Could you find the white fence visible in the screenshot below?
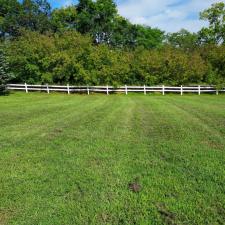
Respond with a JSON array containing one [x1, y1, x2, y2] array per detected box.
[[7, 84, 225, 95]]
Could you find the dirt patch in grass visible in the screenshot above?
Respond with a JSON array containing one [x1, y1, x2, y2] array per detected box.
[[98, 212, 111, 223], [212, 201, 225, 224], [0, 209, 15, 225], [128, 178, 141, 193], [88, 157, 102, 167], [157, 203, 178, 225], [201, 140, 224, 150], [47, 128, 63, 140]]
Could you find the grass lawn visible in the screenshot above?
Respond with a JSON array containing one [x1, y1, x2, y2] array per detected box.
[[0, 92, 225, 225]]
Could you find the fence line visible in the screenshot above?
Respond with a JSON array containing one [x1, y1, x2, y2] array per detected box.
[[7, 84, 225, 95]]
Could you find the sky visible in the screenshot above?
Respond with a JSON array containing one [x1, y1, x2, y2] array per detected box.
[[50, 0, 225, 32]]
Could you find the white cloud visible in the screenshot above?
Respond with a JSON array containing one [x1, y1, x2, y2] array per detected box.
[[117, 0, 225, 32], [62, 0, 73, 7]]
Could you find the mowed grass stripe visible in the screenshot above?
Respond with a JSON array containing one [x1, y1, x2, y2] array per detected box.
[[0, 95, 111, 149], [0, 93, 224, 225], [0, 95, 136, 223], [131, 96, 225, 224], [163, 95, 225, 134]]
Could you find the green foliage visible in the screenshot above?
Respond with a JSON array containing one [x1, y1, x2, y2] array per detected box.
[[110, 16, 136, 47], [76, 0, 96, 34], [0, 0, 22, 37], [166, 29, 198, 51], [200, 44, 225, 87], [0, 0, 52, 37], [0, 47, 13, 94], [4, 31, 215, 86], [93, 0, 118, 44], [51, 6, 77, 33], [135, 25, 165, 49], [199, 2, 225, 44], [130, 47, 208, 85]]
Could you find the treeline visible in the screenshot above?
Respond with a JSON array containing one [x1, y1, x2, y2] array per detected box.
[[0, 0, 225, 87]]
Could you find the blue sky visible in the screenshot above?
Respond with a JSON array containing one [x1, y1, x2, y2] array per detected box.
[[50, 0, 225, 32]]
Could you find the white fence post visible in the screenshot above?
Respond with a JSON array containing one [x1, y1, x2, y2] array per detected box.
[[87, 86, 90, 95], [198, 85, 201, 95], [67, 84, 70, 94], [181, 85, 183, 96], [144, 85, 146, 95], [162, 85, 165, 96], [125, 85, 128, 95], [106, 85, 109, 95], [216, 89, 219, 95], [46, 84, 49, 94], [25, 83, 28, 93]]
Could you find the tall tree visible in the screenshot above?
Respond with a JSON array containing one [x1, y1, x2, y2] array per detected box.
[[76, 0, 95, 34], [0, 0, 22, 37], [0, 0, 52, 37], [94, 0, 117, 44], [77, 0, 118, 44], [199, 2, 225, 44], [19, 0, 52, 33]]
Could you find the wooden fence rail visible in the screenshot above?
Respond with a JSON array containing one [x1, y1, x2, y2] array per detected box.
[[7, 84, 225, 95]]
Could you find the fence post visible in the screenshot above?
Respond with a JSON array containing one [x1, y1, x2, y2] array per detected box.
[[87, 86, 90, 95], [125, 85, 128, 95], [144, 85, 146, 95], [46, 84, 49, 94], [25, 83, 28, 93], [198, 85, 201, 95], [181, 85, 183, 96], [162, 85, 165, 96], [67, 84, 70, 94], [106, 85, 109, 95]]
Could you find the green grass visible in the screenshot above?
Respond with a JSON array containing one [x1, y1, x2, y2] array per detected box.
[[0, 92, 225, 225]]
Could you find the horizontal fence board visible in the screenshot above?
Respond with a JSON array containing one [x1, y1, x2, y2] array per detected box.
[[27, 84, 47, 87], [127, 90, 147, 92], [182, 90, 199, 92], [199, 90, 217, 92], [165, 87, 181, 89], [7, 87, 26, 90], [7, 84, 26, 87]]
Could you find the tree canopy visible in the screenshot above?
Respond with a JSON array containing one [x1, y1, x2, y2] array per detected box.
[[199, 2, 225, 45]]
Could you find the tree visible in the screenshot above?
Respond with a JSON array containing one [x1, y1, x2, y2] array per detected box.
[[77, 0, 118, 44], [0, 0, 52, 38], [200, 44, 225, 86], [93, 0, 117, 44], [199, 2, 225, 44], [166, 29, 198, 51], [110, 16, 136, 47], [76, 0, 96, 34], [19, 0, 52, 33], [0, 0, 22, 37], [135, 25, 164, 49], [0, 48, 13, 94], [51, 6, 77, 32]]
